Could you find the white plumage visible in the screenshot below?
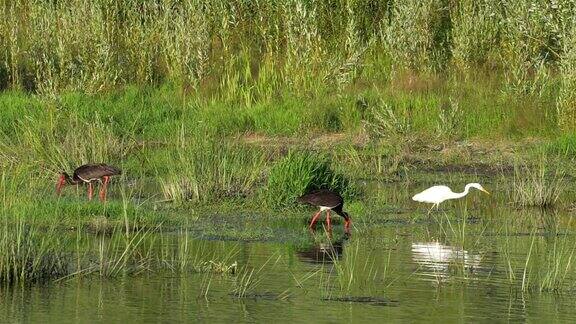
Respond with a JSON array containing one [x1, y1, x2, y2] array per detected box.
[[412, 183, 490, 213]]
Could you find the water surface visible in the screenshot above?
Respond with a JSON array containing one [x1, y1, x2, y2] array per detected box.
[[2, 179, 576, 323]]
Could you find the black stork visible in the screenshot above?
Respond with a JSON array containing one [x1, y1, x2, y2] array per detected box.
[[56, 163, 121, 201], [297, 189, 352, 234]]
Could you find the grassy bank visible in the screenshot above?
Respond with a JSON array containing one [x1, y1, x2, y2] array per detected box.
[[0, 79, 575, 228], [0, 1, 575, 230]]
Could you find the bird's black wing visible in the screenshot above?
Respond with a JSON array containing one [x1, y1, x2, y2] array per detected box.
[[297, 189, 343, 208], [74, 163, 122, 181]]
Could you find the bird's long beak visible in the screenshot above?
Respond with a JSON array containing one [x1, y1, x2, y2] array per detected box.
[[56, 175, 65, 195], [481, 188, 490, 195]]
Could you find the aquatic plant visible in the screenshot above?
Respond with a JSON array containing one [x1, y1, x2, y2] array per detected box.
[[511, 160, 564, 208], [319, 238, 394, 298], [0, 221, 69, 285], [494, 210, 576, 293], [169, 232, 239, 274], [230, 254, 281, 298]]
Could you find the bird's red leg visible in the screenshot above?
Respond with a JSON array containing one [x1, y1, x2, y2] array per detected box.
[[88, 182, 93, 201], [100, 176, 110, 202], [99, 179, 104, 201], [105, 176, 110, 201], [325, 210, 332, 232], [309, 210, 322, 230], [344, 219, 351, 234], [104, 176, 110, 201]]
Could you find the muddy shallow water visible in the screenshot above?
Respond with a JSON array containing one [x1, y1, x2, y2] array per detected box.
[[2, 179, 576, 322]]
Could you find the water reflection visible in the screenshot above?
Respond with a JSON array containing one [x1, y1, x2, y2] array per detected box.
[[412, 241, 482, 279], [296, 235, 348, 264], [2, 229, 576, 322]]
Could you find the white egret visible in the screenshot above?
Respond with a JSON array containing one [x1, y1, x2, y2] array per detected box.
[[412, 183, 490, 213]]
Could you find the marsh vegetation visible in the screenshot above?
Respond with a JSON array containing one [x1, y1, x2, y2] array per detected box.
[[1, 0, 576, 322]]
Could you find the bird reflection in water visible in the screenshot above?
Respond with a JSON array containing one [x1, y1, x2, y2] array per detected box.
[[412, 241, 482, 280], [296, 234, 349, 264]]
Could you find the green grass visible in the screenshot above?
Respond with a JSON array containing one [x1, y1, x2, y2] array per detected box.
[[547, 133, 576, 157], [510, 160, 565, 208], [264, 151, 352, 208], [158, 139, 266, 204], [2, 0, 576, 292], [0, 79, 572, 233], [1, 0, 576, 130]]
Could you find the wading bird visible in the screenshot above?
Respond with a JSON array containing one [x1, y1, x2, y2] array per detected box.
[[297, 189, 351, 234], [412, 183, 490, 213], [56, 163, 121, 202]]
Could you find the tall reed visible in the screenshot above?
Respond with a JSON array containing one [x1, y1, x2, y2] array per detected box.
[[510, 160, 564, 208], [1, 0, 575, 96], [159, 137, 265, 204], [0, 221, 69, 285]]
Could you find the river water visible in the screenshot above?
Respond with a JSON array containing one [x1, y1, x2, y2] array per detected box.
[[2, 180, 576, 322]]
